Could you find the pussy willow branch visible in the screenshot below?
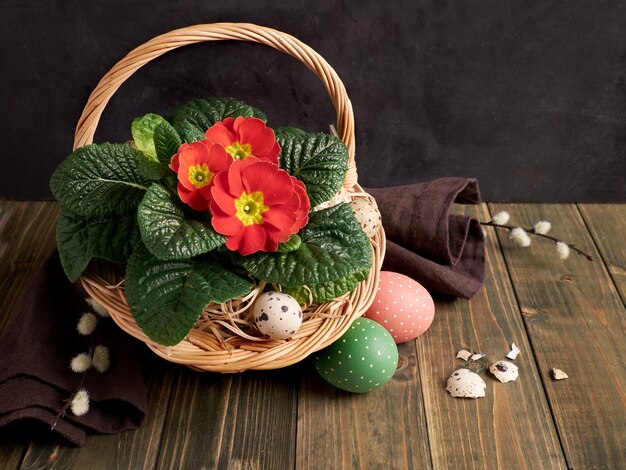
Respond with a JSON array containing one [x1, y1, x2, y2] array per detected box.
[[481, 222, 594, 261], [51, 347, 92, 431]]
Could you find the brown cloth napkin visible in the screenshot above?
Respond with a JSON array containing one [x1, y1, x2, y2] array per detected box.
[[0, 252, 147, 446], [367, 177, 485, 299]]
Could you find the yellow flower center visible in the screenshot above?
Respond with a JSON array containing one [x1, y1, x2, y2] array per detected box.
[[225, 141, 253, 160], [188, 164, 214, 189], [235, 191, 269, 226]]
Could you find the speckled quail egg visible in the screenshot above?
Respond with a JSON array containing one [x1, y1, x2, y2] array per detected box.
[[446, 368, 486, 398], [252, 291, 302, 340], [349, 198, 382, 238], [489, 361, 519, 383]]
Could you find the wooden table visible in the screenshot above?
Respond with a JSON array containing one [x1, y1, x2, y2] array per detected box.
[[0, 201, 624, 470]]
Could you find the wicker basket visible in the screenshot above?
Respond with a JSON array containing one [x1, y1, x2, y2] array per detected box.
[[76, 23, 385, 372]]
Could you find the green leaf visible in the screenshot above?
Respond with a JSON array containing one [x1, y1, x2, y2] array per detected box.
[[282, 270, 369, 304], [56, 210, 140, 282], [136, 152, 171, 181], [137, 183, 226, 260], [178, 120, 206, 143], [153, 121, 182, 163], [275, 128, 349, 207], [274, 126, 308, 138], [233, 203, 372, 287], [130, 117, 180, 180], [277, 234, 302, 253], [125, 243, 253, 345], [162, 174, 180, 195], [171, 98, 266, 138], [50, 143, 150, 217], [131, 113, 169, 160]]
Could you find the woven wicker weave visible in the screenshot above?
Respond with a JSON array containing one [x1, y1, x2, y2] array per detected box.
[[75, 23, 385, 372]]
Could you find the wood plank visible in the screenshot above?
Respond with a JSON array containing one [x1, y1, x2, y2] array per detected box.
[[578, 204, 626, 306], [0, 201, 60, 470], [296, 341, 433, 470], [490, 203, 626, 469], [0, 201, 60, 331], [156, 366, 298, 470], [18, 349, 177, 470], [0, 201, 177, 469], [0, 433, 26, 470], [416, 204, 566, 469]]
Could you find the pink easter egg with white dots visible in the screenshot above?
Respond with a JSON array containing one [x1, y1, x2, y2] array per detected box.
[[364, 271, 435, 344]]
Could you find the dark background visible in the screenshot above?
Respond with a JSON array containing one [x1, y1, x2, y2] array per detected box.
[[1, 0, 624, 201]]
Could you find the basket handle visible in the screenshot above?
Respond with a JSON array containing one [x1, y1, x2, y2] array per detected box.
[[73, 23, 358, 188]]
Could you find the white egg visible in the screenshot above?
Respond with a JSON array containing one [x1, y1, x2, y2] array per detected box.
[[349, 199, 382, 238], [252, 291, 302, 340], [446, 368, 486, 398]]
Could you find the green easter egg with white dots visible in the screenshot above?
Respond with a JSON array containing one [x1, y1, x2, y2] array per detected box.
[[311, 317, 399, 393]]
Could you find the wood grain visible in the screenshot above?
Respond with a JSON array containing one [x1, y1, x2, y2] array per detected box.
[[0, 201, 178, 470], [2, 201, 625, 469], [156, 366, 298, 470], [18, 349, 177, 470], [578, 204, 626, 306], [296, 332, 432, 469], [490, 203, 626, 469], [0, 201, 60, 331], [0, 435, 26, 470], [0, 201, 59, 470], [416, 204, 566, 469]]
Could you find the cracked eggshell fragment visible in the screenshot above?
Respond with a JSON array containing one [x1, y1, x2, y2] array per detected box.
[[446, 369, 486, 398], [489, 361, 519, 383], [456, 349, 472, 361], [552, 368, 569, 380], [506, 342, 520, 360], [470, 353, 485, 361]]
